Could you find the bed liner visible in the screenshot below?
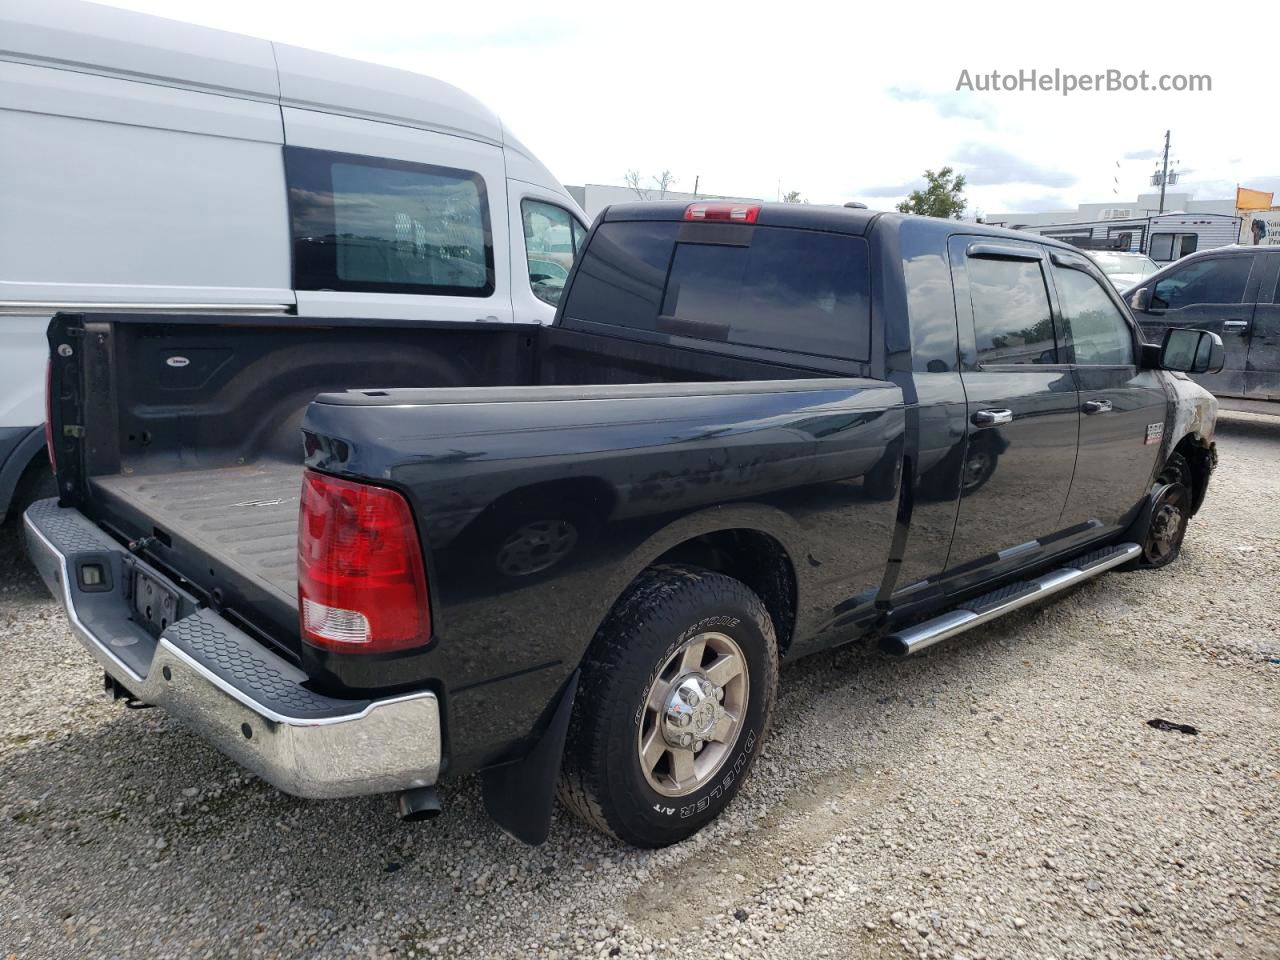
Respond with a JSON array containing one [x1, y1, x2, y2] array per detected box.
[[93, 461, 302, 602]]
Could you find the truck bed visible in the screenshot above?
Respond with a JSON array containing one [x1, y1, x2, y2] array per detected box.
[[60, 314, 824, 651], [94, 462, 301, 602]]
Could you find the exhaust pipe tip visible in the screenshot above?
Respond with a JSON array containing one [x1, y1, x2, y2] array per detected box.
[[397, 786, 442, 822]]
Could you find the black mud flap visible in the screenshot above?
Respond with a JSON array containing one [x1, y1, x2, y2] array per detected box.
[[480, 669, 579, 846]]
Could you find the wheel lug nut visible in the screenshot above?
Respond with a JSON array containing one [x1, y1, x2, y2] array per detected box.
[[714, 687, 723, 701], [681, 733, 693, 747], [677, 712, 691, 727], [693, 740, 703, 752]]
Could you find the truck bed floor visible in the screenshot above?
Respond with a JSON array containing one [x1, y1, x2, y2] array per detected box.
[[93, 463, 301, 602]]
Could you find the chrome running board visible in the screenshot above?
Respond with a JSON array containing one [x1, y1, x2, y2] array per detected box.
[[881, 542, 1141, 656]]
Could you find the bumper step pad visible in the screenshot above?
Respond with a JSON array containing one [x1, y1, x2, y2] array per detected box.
[[164, 610, 370, 721]]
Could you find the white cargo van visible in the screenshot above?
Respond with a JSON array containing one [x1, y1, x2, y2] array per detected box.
[[0, 0, 589, 521]]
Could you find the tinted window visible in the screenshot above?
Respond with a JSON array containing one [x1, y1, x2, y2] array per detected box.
[[967, 256, 1059, 365], [285, 146, 492, 296], [1152, 257, 1251, 310], [1053, 266, 1134, 364], [562, 220, 676, 332], [522, 200, 584, 306], [562, 221, 871, 361]]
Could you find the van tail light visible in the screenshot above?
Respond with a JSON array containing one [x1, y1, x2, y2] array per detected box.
[[297, 470, 431, 654], [684, 202, 761, 224], [44, 360, 56, 471]]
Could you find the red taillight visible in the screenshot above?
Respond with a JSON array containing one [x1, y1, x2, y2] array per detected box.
[[44, 360, 56, 471], [684, 202, 761, 224], [297, 470, 431, 655]]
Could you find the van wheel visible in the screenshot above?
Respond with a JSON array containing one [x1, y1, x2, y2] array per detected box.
[[1128, 453, 1192, 569], [558, 565, 777, 847]]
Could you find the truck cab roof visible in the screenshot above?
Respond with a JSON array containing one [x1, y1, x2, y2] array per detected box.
[[600, 202, 1094, 251]]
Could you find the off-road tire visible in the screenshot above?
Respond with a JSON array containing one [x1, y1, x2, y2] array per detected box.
[[558, 564, 778, 847]]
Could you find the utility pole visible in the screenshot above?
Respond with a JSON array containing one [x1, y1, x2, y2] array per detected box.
[[1158, 129, 1170, 214], [692, 175, 699, 198]]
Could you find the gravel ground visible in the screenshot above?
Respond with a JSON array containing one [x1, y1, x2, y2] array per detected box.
[[1, 412, 1277, 960]]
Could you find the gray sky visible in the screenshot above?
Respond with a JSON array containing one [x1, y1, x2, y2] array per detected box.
[[102, 0, 1279, 216]]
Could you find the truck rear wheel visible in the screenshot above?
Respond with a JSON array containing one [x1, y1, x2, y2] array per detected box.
[[559, 564, 777, 847]]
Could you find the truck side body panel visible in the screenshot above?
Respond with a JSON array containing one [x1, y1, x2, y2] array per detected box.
[[302, 380, 905, 770]]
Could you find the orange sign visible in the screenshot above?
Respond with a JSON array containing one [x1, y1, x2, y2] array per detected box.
[[1237, 186, 1275, 211]]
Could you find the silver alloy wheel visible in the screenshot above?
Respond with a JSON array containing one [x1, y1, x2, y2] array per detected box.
[[637, 631, 749, 797]]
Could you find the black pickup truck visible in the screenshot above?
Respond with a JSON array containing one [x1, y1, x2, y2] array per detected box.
[[28, 202, 1223, 848]]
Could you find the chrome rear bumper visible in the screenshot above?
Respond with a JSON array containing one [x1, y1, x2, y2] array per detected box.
[[23, 499, 441, 799]]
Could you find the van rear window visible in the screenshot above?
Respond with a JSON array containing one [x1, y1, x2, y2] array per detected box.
[[562, 221, 871, 361], [285, 146, 493, 297]]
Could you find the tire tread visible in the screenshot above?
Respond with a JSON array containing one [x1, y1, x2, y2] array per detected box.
[[557, 564, 777, 845]]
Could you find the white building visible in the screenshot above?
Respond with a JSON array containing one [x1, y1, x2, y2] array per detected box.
[[567, 184, 761, 222], [982, 192, 1235, 230]]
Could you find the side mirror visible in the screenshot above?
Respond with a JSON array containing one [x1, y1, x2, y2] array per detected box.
[[1160, 328, 1225, 375], [1128, 287, 1152, 312]]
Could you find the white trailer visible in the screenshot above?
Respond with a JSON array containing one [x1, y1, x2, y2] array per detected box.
[[1018, 212, 1242, 263]]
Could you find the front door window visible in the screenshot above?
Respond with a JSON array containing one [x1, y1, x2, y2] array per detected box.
[[522, 200, 586, 306], [1052, 264, 1135, 365]]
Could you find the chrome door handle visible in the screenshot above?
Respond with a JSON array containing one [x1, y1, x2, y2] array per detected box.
[[1082, 399, 1114, 415], [971, 408, 1013, 427], [1222, 319, 1249, 333]]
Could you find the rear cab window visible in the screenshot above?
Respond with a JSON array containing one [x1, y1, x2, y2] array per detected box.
[[561, 219, 871, 362]]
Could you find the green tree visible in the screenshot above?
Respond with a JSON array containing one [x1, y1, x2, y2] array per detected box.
[[782, 189, 805, 204], [896, 167, 967, 219]]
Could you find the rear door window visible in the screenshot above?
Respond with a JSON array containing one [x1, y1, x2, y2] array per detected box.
[[562, 221, 871, 361], [967, 256, 1060, 365]]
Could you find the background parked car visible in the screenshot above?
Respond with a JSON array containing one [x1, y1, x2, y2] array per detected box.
[[1126, 246, 1280, 402], [1088, 251, 1160, 290]]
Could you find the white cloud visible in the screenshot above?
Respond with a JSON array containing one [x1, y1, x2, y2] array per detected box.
[[94, 0, 1280, 212], [887, 86, 995, 126], [950, 143, 1076, 188]]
